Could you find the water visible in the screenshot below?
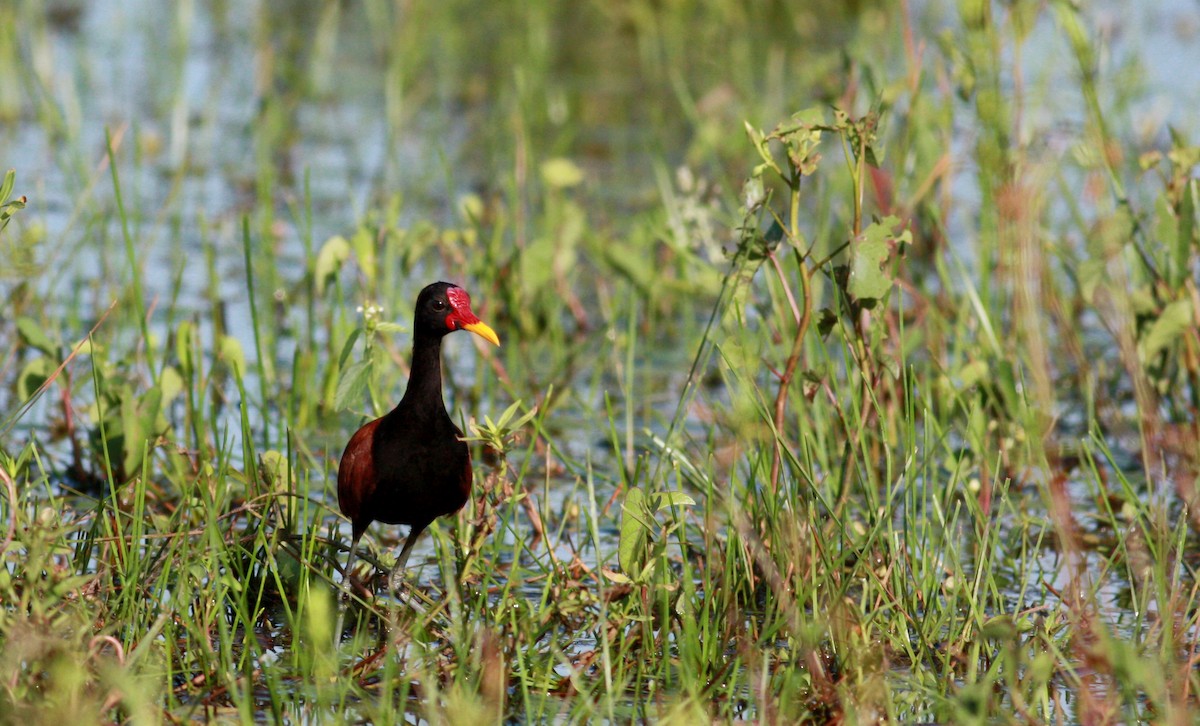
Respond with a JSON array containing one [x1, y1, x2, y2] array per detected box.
[[11, 0, 1199, 317]]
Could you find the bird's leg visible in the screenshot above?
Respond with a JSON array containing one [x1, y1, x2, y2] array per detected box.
[[387, 525, 426, 593], [334, 536, 361, 640]]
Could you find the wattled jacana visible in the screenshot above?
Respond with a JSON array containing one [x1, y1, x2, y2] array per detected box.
[[337, 281, 499, 595]]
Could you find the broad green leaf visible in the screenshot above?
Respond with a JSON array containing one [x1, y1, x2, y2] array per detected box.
[[1128, 285, 1158, 317], [603, 239, 656, 293], [1139, 299, 1194, 362], [334, 358, 373, 412], [50, 574, 100, 599], [218, 335, 246, 376], [119, 391, 148, 477], [314, 235, 351, 293], [159, 366, 184, 406], [519, 235, 557, 294], [337, 328, 362, 369], [1052, 2, 1094, 68], [957, 360, 990, 389], [175, 320, 196, 374], [71, 338, 96, 357], [457, 193, 484, 222], [816, 308, 838, 337], [849, 215, 909, 300], [17, 357, 55, 400], [981, 614, 1017, 640], [1174, 179, 1197, 289], [272, 549, 305, 595], [601, 569, 632, 585], [1167, 143, 1200, 171], [141, 385, 168, 434], [878, 351, 901, 381], [617, 488, 694, 579], [1077, 259, 1106, 304], [350, 227, 376, 287], [849, 230, 890, 300], [618, 488, 652, 576], [16, 317, 55, 354], [742, 175, 765, 212], [259, 450, 291, 493], [791, 106, 827, 128], [540, 157, 584, 189], [647, 491, 695, 512], [1010, 0, 1040, 44], [302, 582, 335, 647]]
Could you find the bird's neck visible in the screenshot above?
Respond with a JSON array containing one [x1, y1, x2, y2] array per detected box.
[[397, 334, 446, 414]]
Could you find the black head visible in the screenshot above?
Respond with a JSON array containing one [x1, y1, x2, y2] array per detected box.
[[413, 282, 500, 346]]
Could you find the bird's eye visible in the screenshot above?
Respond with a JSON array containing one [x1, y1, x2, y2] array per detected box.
[[432, 299, 447, 311]]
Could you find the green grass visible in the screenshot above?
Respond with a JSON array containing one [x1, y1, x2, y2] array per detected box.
[[2, 0, 1200, 723]]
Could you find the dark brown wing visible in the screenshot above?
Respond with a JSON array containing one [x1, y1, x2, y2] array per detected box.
[[337, 418, 381, 541], [458, 451, 474, 506]]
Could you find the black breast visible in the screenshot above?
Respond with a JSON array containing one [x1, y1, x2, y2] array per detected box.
[[367, 408, 472, 526]]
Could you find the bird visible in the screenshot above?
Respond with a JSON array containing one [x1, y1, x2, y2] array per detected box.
[[336, 281, 499, 599]]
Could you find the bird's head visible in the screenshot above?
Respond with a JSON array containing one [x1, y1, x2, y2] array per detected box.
[[415, 281, 500, 346]]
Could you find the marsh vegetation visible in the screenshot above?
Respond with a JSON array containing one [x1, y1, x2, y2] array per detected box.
[[2, 0, 1200, 722]]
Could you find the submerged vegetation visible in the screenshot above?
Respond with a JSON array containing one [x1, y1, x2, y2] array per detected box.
[[2, 0, 1200, 722]]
